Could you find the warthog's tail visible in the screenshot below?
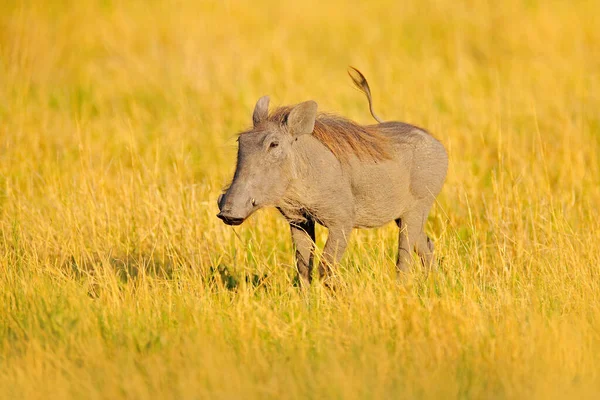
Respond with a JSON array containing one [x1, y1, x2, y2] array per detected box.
[[348, 66, 384, 123]]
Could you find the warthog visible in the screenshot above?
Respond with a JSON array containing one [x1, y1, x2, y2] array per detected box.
[[217, 68, 448, 284]]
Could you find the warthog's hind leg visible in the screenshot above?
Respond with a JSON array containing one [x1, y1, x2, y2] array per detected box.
[[396, 208, 435, 274]]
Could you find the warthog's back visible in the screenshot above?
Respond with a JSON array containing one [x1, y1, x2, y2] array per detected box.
[[378, 122, 448, 197], [349, 121, 448, 228]]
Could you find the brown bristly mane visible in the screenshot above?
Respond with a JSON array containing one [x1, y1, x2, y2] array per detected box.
[[268, 106, 392, 162]]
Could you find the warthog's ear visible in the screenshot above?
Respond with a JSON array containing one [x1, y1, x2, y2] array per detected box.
[[252, 96, 270, 127], [287, 101, 318, 136]]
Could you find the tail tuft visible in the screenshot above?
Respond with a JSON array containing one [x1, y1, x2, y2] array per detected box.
[[348, 66, 383, 123]]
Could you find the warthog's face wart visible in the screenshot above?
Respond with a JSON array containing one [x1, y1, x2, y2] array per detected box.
[[217, 96, 317, 225]]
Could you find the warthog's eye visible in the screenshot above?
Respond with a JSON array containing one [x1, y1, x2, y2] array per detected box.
[[269, 141, 279, 149]]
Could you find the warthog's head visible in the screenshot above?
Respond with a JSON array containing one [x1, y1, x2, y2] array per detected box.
[[217, 96, 318, 225]]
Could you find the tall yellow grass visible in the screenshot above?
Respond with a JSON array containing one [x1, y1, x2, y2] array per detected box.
[[1, 0, 599, 398]]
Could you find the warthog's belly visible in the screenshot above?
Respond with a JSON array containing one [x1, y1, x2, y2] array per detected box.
[[350, 156, 415, 228]]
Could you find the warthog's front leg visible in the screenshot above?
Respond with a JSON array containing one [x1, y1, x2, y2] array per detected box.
[[290, 219, 315, 286], [319, 225, 352, 279]]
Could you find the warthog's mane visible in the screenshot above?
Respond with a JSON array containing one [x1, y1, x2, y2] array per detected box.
[[268, 106, 394, 162]]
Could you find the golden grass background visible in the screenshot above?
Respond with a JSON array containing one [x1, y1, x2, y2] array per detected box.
[[1, 0, 599, 398]]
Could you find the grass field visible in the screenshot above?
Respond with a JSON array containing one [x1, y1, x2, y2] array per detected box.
[[1, 0, 600, 398]]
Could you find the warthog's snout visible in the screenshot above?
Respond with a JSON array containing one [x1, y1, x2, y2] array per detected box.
[[216, 190, 255, 226], [216, 210, 246, 226]]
